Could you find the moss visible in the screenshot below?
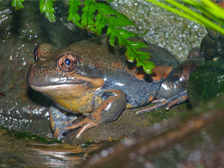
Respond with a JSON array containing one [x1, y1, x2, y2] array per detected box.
[[188, 59, 224, 107], [0, 126, 61, 144], [148, 103, 190, 124]]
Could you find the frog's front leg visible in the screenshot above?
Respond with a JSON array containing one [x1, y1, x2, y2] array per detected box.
[[64, 90, 127, 138]]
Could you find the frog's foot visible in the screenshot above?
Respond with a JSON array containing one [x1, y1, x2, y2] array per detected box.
[[136, 90, 188, 114], [63, 118, 99, 139]]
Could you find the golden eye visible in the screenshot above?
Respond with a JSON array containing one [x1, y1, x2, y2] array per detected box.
[[57, 54, 78, 72]]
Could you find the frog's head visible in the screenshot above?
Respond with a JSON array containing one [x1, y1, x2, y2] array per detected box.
[[27, 44, 104, 112]]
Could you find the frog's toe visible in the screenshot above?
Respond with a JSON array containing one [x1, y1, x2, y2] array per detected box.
[[63, 118, 99, 139], [136, 100, 169, 114], [165, 90, 188, 110], [136, 90, 188, 114], [53, 127, 65, 140]]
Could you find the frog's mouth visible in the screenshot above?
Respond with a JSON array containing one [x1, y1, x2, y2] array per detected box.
[[30, 83, 87, 93], [30, 77, 104, 98]]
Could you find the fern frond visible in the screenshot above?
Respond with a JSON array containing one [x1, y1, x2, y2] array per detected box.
[[11, 0, 25, 10], [96, 3, 155, 72], [95, 12, 107, 35], [125, 40, 154, 74], [39, 0, 56, 23], [68, 0, 81, 27], [81, 0, 96, 32]]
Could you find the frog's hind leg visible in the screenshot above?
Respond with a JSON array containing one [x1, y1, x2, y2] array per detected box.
[[49, 105, 77, 140], [136, 90, 188, 114]]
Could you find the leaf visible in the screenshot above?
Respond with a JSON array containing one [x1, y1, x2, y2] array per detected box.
[[39, 0, 56, 23], [95, 13, 106, 35], [81, 0, 96, 31], [125, 40, 154, 73], [97, 3, 135, 27], [108, 26, 117, 46], [118, 29, 136, 38], [128, 40, 149, 51], [67, 0, 81, 27], [143, 61, 155, 74], [11, 0, 25, 10], [125, 46, 135, 62]]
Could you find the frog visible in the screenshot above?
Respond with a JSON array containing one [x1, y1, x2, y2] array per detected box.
[[28, 37, 203, 140]]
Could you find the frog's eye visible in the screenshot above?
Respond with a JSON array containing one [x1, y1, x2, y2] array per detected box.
[[57, 54, 78, 72]]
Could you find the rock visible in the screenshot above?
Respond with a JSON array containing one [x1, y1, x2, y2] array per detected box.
[[188, 58, 224, 107], [200, 0, 224, 61]]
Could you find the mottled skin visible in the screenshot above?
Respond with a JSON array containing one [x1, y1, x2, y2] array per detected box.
[[28, 37, 202, 139]]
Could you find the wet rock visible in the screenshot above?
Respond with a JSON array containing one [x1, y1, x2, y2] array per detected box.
[[200, 34, 217, 61], [188, 58, 224, 107], [187, 47, 202, 59], [79, 94, 224, 168], [201, 0, 224, 61], [200, 33, 224, 61]]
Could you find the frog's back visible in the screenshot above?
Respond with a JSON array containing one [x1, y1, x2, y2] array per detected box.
[[62, 37, 179, 108], [65, 36, 178, 74]]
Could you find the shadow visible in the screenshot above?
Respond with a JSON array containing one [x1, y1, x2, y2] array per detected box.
[[27, 87, 51, 107]]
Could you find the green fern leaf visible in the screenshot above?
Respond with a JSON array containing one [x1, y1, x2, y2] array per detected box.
[[39, 0, 56, 23], [81, 0, 96, 32], [142, 61, 155, 74], [135, 51, 151, 61], [11, 0, 25, 10], [125, 40, 150, 62], [118, 29, 136, 38], [127, 40, 149, 51], [125, 40, 155, 72], [97, 3, 135, 27], [125, 45, 135, 62], [107, 26, 117, 46], [95, 13, 107, 35], [117, 29, 137, 46], [68, 0, 81, 27]]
